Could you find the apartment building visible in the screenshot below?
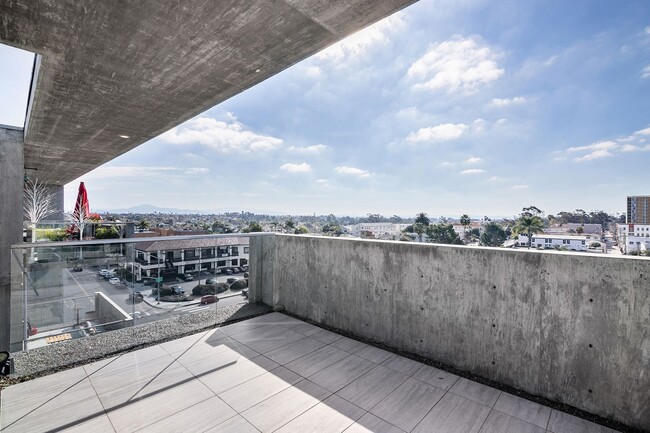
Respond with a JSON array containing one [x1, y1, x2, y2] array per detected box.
[[133, 237, 249, 278], [627, 195, 650, 224], [617, 223, 650, 254]]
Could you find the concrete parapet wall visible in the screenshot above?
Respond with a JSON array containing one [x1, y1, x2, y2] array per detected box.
[[251, 234, 650, 430]]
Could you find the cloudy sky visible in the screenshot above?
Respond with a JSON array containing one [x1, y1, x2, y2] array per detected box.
[[3, 0, 650, 217]]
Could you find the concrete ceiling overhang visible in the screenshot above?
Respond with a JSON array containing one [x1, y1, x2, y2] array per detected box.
[[0, 0, 416, 185]]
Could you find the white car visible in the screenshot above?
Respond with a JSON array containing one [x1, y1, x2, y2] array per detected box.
[[99, 269, 110, 276], [108, 277, 120, 285]]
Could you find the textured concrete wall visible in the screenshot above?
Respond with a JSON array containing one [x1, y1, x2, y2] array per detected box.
[[257, 234, 650, 430], [0, 126, 24, 351]]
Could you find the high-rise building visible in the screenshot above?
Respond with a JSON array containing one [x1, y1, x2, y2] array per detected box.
[[627, 196, 650, 224]]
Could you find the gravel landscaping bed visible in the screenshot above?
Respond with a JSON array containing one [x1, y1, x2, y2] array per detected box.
[[0, 302, 271, 388]]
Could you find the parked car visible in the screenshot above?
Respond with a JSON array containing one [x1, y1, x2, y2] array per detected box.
[[131, 291, 144, 302], [108, 277, 120, 285], [200, 294, 218, 304], [99, 269, 111, 276], [206, 278, 217, 285], [226, 277, 237, 284], [232, 267, 241, 273], [104, 272, 116, 279], [170, 285, 185, 295], [181, 273, 193, 281], [71, 266, 83, 272], [213, 268, 222, 275], [225, 268, 233, 275], [244, 272, 249, 278], [241, 266, 248, 272]]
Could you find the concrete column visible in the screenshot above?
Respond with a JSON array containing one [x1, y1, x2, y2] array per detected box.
[[0, 126, 25, 351]]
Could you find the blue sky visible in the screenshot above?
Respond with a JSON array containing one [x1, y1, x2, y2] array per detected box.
[[3, 0, 650, 217]]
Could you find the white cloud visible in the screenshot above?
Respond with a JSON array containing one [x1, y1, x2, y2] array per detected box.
[[160, 116, 283, 154], [635, 127, 650, 136], [487, 176, 503, 182], [335, 166, 372, 178], [407, 123, 468, 142], [489, 96, 526, 107], [407, 36, 504, 93], [566, 140, 618, 153], [315, 179, 330, 186], [642, 64, 650, 79], [280, 162, 312, 173], [316, 14, 403, 63], [460, 169, 486, 175], [304, 66, 322, 79], [287, 144, 328, 154], [439, 162, 455, 168], [465, 156, 483, 164], [574, 149, 614, 161], [512, 185, 529, 189]]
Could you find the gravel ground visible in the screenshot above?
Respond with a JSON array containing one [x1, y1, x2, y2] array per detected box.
[[0, 302, 271, 388]]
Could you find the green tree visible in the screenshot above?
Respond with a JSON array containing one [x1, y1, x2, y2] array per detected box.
[[513, 215, 545, 249], [480, 222, 507, 247], [242, 221, 263, 233], [460, 214, 471, 231], [322, 223, 343, 236], [413, 223, 427, 242], [294, 226, 309, 234], [576, 226, 584, 235], [137, 219, 149, 231], [284, 219, 295, 231], [95, 226, 120, 239], [212, 221, 233, 233], [426, 223, 463, 245], [415, 212, 430, 226]]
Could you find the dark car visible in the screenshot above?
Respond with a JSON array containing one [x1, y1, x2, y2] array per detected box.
[[143, 278, 157, 286], [206, 278, 217, 285], [200, 294, 218, 304], [231, 267, 240, 273], [181, 273, 193, 281], [71, 266, 83, 272], [224, 268, 233, 275], [244, 272, 249, 278], [226, 277, 237, 284], [170, 285, 185, 295], [131, 291, 144, 302], [241, 288, 249, 298]]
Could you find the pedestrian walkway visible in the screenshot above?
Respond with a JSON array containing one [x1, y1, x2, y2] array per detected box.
[[0, 313, 620, 432]]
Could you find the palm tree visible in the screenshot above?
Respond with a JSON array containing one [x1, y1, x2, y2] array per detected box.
[[460, 214, 471, 240], [513, 215, 545, 249]]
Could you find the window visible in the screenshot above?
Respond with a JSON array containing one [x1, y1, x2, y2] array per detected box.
[[244, 247, 249, 254], [217, 260, 226, 267], [231, 259, 238, 266]]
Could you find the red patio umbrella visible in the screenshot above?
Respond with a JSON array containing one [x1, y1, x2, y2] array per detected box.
[[73, 182, 90, 218]]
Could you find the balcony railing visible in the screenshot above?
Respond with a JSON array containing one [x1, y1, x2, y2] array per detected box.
[[9, 233, 253, 353]]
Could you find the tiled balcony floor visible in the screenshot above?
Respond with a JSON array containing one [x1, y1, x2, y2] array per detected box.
[[0, 313, 620, 433]]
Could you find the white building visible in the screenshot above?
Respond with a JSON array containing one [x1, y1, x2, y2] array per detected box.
[[518, 234, 591, 251], [348, 223, 410, 239], [617, 223, 650, 254], [134, 237, 249, 278], [543, 223, 602, 235]]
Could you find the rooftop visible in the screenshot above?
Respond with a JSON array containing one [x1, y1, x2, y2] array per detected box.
[[0, 312, 622, 433]]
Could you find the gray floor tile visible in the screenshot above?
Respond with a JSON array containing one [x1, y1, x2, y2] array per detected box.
[[236, 326, 306, 354], [450, 377, 501, 407], [158, 331, 211, 355], [275, 394, 365, 433], [479, 410, 546, 433], [1, 393, 106, 433], [381, 353, 423, 376], [370, 377, 445, 432], [344, 413, 407, 433], [82, 345, 169, 375], [354, 345, 393, 364], [241, 379, 332, 433], [204, 415, 260, 432], [198, 355, 279, 394], [219, 366, 303, 412], [285, 322, 323, 336], [412, 392, 491, 433], [547, 410, 619, 433], [285, 345, 350, 377], [1, 375, 98, 425], [176, 341, 257, 376], [331, 336, 368, 354], [336, 364, 409, 410], [311, 328, 345, 344], [494, 392, 551, 429], [310, 354, 377, 392], [105, 378, 215, 432], [136, 396, 237, 433], [264, 336, 327, 365], [411, 365, 459, 390]]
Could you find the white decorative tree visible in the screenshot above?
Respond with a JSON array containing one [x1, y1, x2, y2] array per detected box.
[[67, 196, 90, 241], [23, 179, 59, 243]]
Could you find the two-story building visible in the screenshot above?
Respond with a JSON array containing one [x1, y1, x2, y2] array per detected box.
[[617, 224, 650, 254], [133, 237, 249, 278]]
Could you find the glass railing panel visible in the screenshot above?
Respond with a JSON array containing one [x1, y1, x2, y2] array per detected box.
[[10, 234, 252, 352]]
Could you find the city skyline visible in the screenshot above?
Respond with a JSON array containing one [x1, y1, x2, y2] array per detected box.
[[2, 0, 649, 216]]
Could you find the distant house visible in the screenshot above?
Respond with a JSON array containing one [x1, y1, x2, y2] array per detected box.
[[348, 223, 411, 240], [518, 234, 591, 251], [544, 223, 602, 235], [616, 223, 650, 254]]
